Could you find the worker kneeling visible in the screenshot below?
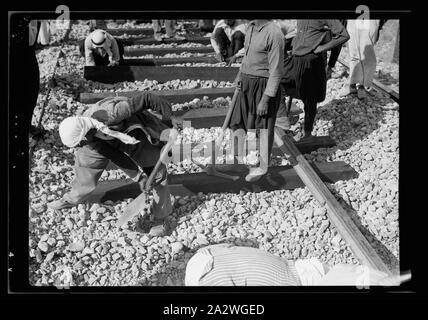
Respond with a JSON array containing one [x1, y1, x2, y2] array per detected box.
[[185, 244, 405, 286], [80, 29, 124, 66], [48, 92, 180, 237]]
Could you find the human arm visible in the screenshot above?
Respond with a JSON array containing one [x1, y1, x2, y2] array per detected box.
[[264, 29, 285, 98], [84, 36, 96, 66], [109, 36, 121, 64], [314, 20, 349, 54]]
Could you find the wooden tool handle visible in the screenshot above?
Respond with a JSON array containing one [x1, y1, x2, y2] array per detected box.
[[221, 70, 241, 130], [144, 128, 179, 190]]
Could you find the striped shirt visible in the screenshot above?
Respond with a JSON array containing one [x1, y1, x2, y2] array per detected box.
[[185, 244, 301, 286]]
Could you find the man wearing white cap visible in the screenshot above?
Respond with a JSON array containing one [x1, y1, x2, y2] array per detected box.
[[48, 92, 181, 237], [80, 29, 124, 66], [185, 244, 408, 286]]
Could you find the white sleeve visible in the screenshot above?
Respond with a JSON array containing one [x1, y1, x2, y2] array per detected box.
[[84, 36, 96, 66]]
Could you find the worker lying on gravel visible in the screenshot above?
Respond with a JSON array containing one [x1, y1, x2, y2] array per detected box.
[[229, 19, 284, 182], [185, 244, 404, 286], [48, 92, 182, 237], [80, 29, 124, 66], [210, 19, 247, 63], [281, 20, 349, 141]]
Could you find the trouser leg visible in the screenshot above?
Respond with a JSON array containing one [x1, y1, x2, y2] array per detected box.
[[152, 19, 163, 36], [115, 38, 125, 64], [63, 143, 109, 204], [275, 85, 292, 130], [78, 39, 85, 57], [266, 94, 280, 160], [38, 21, 50, 45], [213, 27, 231, 59], [361, 21, 378, 88], [328, 44, 342, 69], [230, 30, 245, 57], [347, 20, 362, 86], [276, 85, 288, 117], [303, 100, 317, 134], [164, 20, 176, 37]]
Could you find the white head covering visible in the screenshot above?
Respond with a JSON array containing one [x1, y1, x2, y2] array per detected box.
[[184, 248, 214, 286], [91, 29, 107, 47], [59, 116, 139, 148]]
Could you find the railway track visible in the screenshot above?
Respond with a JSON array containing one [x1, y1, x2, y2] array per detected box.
[[29, 21, 401, 286], [94, 27, 396, 275]]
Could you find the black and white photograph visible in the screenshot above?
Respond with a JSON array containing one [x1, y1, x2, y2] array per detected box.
[[6, 6, 419, 303]]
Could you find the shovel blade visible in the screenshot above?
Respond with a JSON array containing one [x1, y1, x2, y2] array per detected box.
[[115, 192, 147, 228]]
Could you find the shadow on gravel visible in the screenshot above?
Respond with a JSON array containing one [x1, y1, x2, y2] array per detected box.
[[376, 71, 399, 86], [315, 95, 388, 156], [142, 237, 261, 286]]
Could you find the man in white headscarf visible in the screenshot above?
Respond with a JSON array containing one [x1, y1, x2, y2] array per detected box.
[[80, 29, 124, 66], [48, 92, 182, 237]]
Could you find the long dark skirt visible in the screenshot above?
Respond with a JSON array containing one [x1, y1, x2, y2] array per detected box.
[[229, 74, 281, 159], [281, 52, 327, 103], [230, 73, 281, 131]]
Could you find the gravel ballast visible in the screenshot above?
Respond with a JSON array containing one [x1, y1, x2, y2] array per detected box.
[[29, 23, 400, 286]]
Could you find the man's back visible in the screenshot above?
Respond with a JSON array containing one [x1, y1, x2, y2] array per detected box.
[[186, 244, 301, 286]]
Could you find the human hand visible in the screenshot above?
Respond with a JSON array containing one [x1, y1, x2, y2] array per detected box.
[[226, 55, 238, 66], [108, 60, 118, 67], [215, 53, 224, 63], [137, 174, 148, 192], [256, 96, 269, 116]]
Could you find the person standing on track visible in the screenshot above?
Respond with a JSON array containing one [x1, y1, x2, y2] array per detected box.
[[48, 92, 182, 237], [152, 20, 185, 42], [229, 19, 285, 182], [210, 19, 247, 64], [339, 19, 381, 99], [281, 20, 349, 142], [325, 19, 348, 79], [273, 19, 297, 131], [80, 29, 124, 66]]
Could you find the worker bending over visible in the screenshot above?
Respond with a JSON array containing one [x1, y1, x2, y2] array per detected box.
[[48, 92, 182, 237], [281, 20, 349, 141], [80, 29, 124, 66]]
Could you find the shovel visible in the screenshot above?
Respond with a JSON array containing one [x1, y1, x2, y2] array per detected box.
[[115, 128, 179, 228]]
